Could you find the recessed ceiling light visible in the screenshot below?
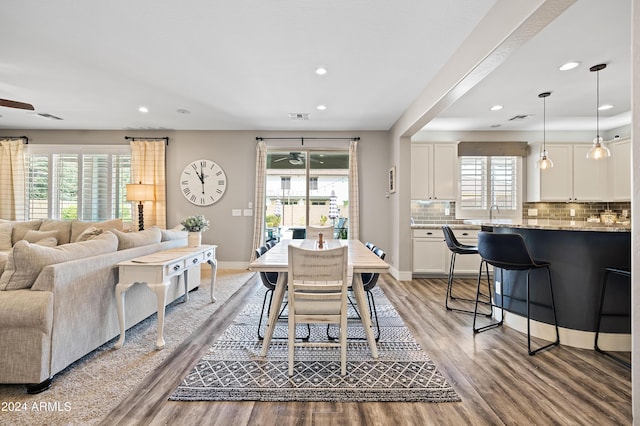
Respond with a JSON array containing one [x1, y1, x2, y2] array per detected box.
[[559, 61, 580, 71], [315, 67, 327, 76], [598, 104, 613, 111], [138, 106, 149, 113], [176, 108, 190, 114], [316, 105, 327, 111], [490, 105, 503, 111]]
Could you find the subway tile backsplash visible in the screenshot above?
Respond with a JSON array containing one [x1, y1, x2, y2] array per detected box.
[[411, 200, 631, 223]]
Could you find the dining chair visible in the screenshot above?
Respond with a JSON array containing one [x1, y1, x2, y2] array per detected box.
[[287, 244, 349, 376], [306, 225, 333, 241]]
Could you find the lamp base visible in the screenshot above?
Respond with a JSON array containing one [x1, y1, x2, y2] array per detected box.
[[137, 202, 144, 231]]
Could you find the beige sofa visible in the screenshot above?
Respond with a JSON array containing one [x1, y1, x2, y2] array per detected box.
[[0, 219, 192, 393]]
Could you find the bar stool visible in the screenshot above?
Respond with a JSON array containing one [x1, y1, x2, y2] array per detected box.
[[474, 231, 560, 355], [594, 267, 631, 368], [441, 225, 491, 315]]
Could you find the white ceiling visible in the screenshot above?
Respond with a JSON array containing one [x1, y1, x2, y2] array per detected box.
[[0, 0, 632, 133]]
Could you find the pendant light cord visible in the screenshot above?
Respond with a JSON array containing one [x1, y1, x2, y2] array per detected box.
[[596, 68, 600, 140]]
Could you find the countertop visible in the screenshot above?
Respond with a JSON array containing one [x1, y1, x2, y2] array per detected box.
[[411, 222, 480, 230], [462, 218, 631, 232]]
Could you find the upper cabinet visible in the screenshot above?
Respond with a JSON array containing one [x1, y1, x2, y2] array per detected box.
[[411, 143, 457, 200], [527, 143, 607, 202], [608, 139, 631, 201]]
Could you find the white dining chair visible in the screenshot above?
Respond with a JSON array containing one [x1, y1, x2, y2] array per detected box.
[[287, 244, 349, 376], [305, 225, 334, 240]]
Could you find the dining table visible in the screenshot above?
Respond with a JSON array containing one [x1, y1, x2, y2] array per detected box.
[[248, 239, 390, 358]]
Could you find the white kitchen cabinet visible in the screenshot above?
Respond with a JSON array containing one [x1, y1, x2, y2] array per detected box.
[[412, 229, 447, 274], [608, 139, 631, 201], [527, 143, 606, 202], [411, 143, 457, 200]]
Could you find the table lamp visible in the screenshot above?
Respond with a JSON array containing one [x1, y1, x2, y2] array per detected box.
[[126, 182, 155, 231]]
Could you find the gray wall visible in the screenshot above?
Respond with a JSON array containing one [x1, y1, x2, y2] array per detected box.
[[1, 129, 392, 266]]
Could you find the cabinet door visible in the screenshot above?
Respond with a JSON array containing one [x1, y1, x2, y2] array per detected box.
[[539, 144, 573, 201], [433, 144, 457, 200], [573, 144, 607, 201], [411, 144, 432, 199], [449, 229, 482, 275], [609, 140, 631, 201], [412, 237, 447, 274]]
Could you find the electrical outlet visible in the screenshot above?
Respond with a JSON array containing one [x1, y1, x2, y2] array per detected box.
[[528, 208, 538, 217], [570, 209, 575, 217], [495, 281, 501, 295], [444, 208, 450, 216]]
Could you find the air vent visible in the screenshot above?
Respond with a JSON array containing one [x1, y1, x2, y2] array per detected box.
[[508, 114, 529, 121], [288, 113, 310, 120], [37, 113, 63, 120]]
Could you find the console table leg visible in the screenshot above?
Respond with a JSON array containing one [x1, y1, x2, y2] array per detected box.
[[182, 269, 189, 303], [208, 259, 218, 303], [150, 282, 170, 350], [114, 283, 127, 349]]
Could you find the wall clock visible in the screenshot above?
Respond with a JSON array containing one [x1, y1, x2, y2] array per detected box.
[[180, 159, 227, 206]]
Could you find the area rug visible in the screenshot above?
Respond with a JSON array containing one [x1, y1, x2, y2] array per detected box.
[[0, 269, 255, 426], [170, 283, 461, 402]]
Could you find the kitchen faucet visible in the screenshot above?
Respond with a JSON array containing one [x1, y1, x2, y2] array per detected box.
[[490, 204, 500, 220]]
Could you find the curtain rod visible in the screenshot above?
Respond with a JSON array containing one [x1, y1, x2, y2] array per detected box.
[[256, 136, 359, 146], [124, 136, 169, 145], [0, 136, 28, 144]]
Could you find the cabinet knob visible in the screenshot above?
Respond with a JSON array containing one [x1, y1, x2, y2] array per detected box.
[[427, 232, 433, 235], [462, 232, 469, 236], [192, 258, 198, 264], [173, 265, 181, 271]]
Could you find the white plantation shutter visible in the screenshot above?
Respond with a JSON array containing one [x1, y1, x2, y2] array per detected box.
[[490, 157, 517, 211], [459, 156, 486, 210]]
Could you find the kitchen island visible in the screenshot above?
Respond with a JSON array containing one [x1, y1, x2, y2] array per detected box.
[[465, 219, 631, 350]]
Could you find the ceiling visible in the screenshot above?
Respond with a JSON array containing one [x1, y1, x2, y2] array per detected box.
[[0, 0, 632, 133]]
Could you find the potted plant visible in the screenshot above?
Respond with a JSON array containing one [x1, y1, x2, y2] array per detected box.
[[180, 215, 210, 247]]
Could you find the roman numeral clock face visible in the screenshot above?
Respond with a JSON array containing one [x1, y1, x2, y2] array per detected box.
[[180, 159, 227, 206]]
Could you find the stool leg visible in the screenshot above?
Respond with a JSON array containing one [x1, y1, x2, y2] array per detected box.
[[473, 263, 503, 333], [527, 266, 560, 355], [595, 269, 631, 368], [445, 253, 456, 310]]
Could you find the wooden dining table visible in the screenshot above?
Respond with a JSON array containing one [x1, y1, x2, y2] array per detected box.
[[248, 239, 390, 358]]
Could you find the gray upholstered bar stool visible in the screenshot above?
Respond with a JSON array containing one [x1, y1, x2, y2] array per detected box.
[[595, 267, 631, 368], [474, 231, 560, 355], [442, 225, 491, 315]]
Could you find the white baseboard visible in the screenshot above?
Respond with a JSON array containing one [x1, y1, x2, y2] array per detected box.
[[390, 267, 412, 281], [201, 261, 251, 271], [502, 311, 630, 351]]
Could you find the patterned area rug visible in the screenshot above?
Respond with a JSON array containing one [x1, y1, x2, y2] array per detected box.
[[170, 284, 461, 402]]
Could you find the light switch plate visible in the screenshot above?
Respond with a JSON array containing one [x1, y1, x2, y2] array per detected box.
[[243, 209, 253, 216], [232, 209, 242, 217]]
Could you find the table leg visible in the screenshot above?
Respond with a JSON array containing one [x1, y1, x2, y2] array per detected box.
[[114, 282, 129, 349], [351, 272, 379, 358], [208, 259, 218, 303], [149, 282, 171, 350], [260, 272, 287, 356], [182, 269, 190, 303]]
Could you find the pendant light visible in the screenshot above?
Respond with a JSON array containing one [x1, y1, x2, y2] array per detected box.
[[586, 63, 611, 160], [536, 91, 553, 170]]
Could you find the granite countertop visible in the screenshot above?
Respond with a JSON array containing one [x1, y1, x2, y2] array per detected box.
[[411, 222, 481, 230], [463, 218, 631, 232]]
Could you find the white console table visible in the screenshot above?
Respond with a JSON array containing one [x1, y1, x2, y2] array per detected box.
[[114, 244, 217, 350]]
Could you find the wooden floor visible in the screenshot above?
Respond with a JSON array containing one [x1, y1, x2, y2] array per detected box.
[[102, 274, 632, 425]]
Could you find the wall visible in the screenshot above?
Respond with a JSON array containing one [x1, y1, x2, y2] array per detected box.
[[0, 129, 391, 267]]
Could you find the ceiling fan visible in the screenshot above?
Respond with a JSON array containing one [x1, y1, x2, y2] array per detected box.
[[0, 98, 35, 110], [273, 152, 306, 165]]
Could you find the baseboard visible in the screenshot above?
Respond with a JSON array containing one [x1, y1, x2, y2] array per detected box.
[[201, 261, 250, 271], [390, 267, 412, 282], [501, 311, 631, 351]]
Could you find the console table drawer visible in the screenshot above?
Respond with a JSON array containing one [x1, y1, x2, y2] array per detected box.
[[166, 260, 185, 276]]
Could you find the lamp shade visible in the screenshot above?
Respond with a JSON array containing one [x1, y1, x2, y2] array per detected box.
[[126, 183, 155, 202]]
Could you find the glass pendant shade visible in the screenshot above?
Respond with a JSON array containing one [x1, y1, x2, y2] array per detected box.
[[536, 91, 553, 170], [587, 64, 610, 160]]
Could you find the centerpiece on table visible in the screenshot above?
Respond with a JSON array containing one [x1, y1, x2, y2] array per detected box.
[[180, 215, 210, 247]]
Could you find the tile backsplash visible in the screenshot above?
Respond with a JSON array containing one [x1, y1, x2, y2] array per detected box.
[[411, 200, 631, 223]]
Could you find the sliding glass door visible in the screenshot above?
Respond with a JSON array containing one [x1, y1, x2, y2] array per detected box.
[[265, 149, 349, 239]]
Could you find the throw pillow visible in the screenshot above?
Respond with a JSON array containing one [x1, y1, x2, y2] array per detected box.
[[23, 230, 59, 244], [75, 226, 104, 242], [160, 227, 188, 242], [11, 220, 42, 245], [39, 219, 73, 245], [0, 231, 118, 291], [34, 237, 58, 247], [0, 223, 12, 251], [111, 228, 162, 250], [70, 218, 123, 243]]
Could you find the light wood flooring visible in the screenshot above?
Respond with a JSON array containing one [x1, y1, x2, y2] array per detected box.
[[102, 274, 632, 425]]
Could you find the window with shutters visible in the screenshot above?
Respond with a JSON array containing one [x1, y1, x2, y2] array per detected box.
[[456, 155, 521, 219], [25, 145, 132, 223]]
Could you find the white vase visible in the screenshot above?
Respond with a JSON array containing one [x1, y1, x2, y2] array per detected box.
[[188, 232, 201, 247]]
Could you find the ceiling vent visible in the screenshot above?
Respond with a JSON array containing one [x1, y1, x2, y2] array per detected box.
[[288, 113, 310, 120], [508, 114, 529, 121], [36, 113, 63, 120]]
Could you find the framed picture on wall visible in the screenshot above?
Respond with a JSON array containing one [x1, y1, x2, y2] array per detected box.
[[388, 166, 396, 194]]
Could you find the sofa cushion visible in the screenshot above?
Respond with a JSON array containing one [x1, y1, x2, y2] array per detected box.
[[34, 237, 58, 247], [75, 226, 104, 242], [11, 220, 42, 245], [0, 232, 118, 291], [70, 219, 123, 243], [39, 219, 73, 245], [160, 227, 188, 242], [24, 230, 59, 244], [0, 223, 12, 251], [0, 251, 9, 276], [111, 228, 162, 250]]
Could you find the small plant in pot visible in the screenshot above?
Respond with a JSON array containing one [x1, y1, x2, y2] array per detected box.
[[181, 215, 210, 246]]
